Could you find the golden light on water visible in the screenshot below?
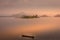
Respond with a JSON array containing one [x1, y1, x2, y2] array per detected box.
[[5, 22, 58, 36]]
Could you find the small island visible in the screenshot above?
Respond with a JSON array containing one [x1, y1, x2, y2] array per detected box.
[[21, 15, 39, 18], [54, 14, 60, 17]]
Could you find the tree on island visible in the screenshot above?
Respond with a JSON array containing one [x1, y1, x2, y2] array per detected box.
[[21, 15, 39, 18]]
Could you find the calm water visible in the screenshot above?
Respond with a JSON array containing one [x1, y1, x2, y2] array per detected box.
[[0, 17, 60, 40]]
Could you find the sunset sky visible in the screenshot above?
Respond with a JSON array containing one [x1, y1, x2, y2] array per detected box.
[[0, 0, 60, 16], [0, 0, 60, 36]]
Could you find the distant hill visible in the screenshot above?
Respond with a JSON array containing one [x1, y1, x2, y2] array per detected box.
[[54, 14, 60, 17], [12, 12, 27, 17], [40, 15, 49, 17], [12, 12, 39, 18], [0, 16, 12, 17]]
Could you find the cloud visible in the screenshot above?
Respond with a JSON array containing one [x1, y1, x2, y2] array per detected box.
[[0, 0, 60, 9], [0, 0, 60, 16]]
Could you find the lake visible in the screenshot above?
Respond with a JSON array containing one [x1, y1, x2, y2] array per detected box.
[[0, 17, 60, 40]]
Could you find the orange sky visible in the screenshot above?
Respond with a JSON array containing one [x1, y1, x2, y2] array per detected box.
[[0, 0, 60, 16], [0, 8, 60, 16]]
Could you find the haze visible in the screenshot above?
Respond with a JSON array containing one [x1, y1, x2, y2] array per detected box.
[[0, 0, 60, 16]]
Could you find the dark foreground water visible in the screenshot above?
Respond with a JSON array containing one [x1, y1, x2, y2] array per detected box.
[[0, 17, 60, 40]]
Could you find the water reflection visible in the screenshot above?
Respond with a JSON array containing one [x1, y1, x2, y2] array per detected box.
[[0, 17, 60, 40]]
